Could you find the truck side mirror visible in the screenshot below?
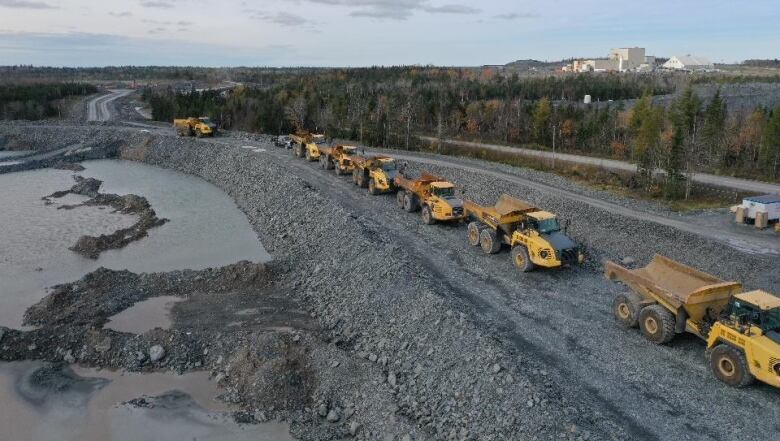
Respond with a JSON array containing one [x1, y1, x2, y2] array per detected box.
[[563, 219, 570, 233]]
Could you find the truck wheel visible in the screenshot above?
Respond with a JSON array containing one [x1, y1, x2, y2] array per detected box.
[[319, 155, 327, 169], [195, 129, 202, 138], [403, 193, 418, 212], [467, 222, 482, 246], [335, 165, 342, 176], [358, 173, 368, 188], [305, 149, 311, 161], [479, 229, 501, 254], [421, 206, 435, 225], [612, 292, 643, 328], [511, 246, 535, 272], [396, 191, 406, 209], [709, 344, 755, 388], [293, 145, 301, 158], [369, 179, 379, 195], [638, 305, 675, 344]]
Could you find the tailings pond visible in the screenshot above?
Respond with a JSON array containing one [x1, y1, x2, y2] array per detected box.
[[0, 159, 270, 329], [0, 159, 284, 440]]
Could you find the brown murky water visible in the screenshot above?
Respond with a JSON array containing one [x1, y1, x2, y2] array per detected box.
[[0, 362, 294, 441], [104, 296, 185, 334]]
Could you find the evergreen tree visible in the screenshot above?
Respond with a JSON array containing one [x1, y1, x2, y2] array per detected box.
[[762, 107, 780, 178], [702, 89, 727, 163]]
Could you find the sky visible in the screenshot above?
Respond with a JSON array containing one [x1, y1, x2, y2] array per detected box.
[[0, 0, 777, 67]]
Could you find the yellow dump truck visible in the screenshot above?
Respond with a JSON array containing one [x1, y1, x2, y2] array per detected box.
[[290, 132, 326, 161], [318, 144, 358, 175], [351, 155, 398, 195], [464, 194, 584, 272], [173, 117, 216, 137], [605, 255, 780, 388], [394, 172, 465, 224]]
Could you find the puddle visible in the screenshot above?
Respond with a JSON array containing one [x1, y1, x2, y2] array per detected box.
[[0, 361, 294, 441], [0, 150, 33, 159], [105, 296, 185, 334], [0, 160, 270, 329]]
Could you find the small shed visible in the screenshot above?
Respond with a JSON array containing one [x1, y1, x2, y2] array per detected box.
[[741, 195, 780, 222]]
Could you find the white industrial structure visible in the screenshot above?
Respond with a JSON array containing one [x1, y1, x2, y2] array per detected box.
[[564, 47, 656, 73], [663, 55, 714, 71]]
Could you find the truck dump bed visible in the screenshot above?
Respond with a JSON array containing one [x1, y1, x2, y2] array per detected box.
[[395, 172, 447, 193], [464, 194, 538, 225], [605, 255, 742, 322]]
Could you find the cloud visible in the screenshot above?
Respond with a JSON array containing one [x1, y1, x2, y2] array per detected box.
[[250, 11, 313, 27], [493, 12, 540, 20], [109, 11, 133, 17], [139, 1, 173, 8], [0, 0, 56, 9], [0, 30, 297, 67], [177, 20, 192, 26], [306, 0, 479, 20]]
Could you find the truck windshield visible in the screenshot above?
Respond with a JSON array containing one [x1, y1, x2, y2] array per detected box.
[[763, 308, 780, 331], [382, 163, 396, 171], [433, 187, 455, 198], [536, 218, 561, 234], [314, 138, 327, 145], [199, 118, 212, 124]]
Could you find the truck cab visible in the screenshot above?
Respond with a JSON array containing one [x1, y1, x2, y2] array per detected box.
[[305, 134, 327, 161], [353, 156, 398, 194], [512, 211, 584, 269], [706, 290, 780, 388]]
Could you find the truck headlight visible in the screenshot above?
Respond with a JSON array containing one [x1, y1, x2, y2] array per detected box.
[[774, 363, 780, 376], [540, 250, 549, 259]]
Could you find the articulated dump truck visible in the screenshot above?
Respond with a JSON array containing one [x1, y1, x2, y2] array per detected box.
[[173, 117, 216, 137], [394, 172, 465, 224], [606, 255, 780, 388], [290, 132, 326, 161], [464, 194, 584, 272], [351, 155, 398, 194], [318, 144, 358, 175]]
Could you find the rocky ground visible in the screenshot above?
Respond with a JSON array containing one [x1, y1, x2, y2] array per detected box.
[[1, 119, 778, 440]]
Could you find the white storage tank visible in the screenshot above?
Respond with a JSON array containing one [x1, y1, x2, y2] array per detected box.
[[583, 95, 592, 104]]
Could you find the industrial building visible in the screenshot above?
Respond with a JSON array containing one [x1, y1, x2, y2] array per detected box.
[[662, 55, 714, 71], [564, 47, 656, 73]]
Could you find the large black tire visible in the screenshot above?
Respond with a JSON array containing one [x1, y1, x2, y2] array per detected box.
[[352, 169, 359, 185], [510, 246, 535, 272], [638, 305, 676, 344], [479, 228, 501, 254], [293, 145, 301, 158], [467, 222, 482, 246], [195, 129, 202, 138], [421, 205, 435, 225], [403, 193, 419, 212], [708, 344, 755, 388], [305, 148, 312, 161], [319, 155, 327, 169], [368, 179, 379, 195], [612, 292, 643, 328], [396, 191, 406, 209], [358, 172, 368, 188]]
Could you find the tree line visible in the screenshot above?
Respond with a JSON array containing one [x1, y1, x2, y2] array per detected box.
[[0, 83, 97, 120], [143, 68, 780, 195]]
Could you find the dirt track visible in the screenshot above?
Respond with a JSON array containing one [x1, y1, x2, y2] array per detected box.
[[1, 117, 779, 440]]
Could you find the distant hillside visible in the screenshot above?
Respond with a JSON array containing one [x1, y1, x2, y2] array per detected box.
[[503, 59, 563, 71]]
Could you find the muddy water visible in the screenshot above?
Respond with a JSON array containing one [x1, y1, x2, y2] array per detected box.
[[0, 160, 270, 329], [0, 362, 294, 441], [105, 296, 184, 334]]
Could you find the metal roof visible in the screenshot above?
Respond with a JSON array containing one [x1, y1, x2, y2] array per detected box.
[[667, 55, 713, 67], [745, 195, 780, 204]]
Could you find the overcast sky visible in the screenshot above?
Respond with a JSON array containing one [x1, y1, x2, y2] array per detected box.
[[0, 0, 777, 67]]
